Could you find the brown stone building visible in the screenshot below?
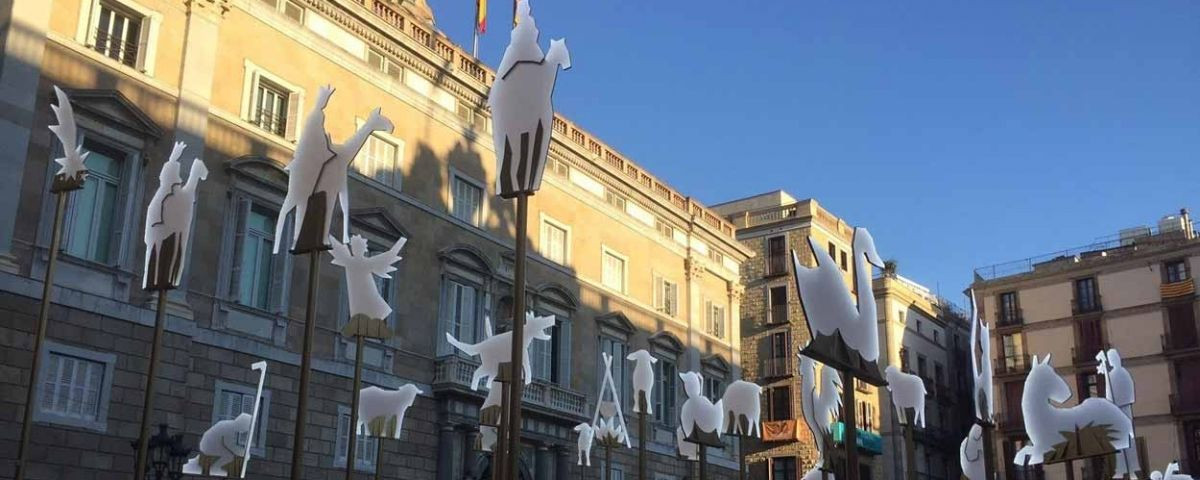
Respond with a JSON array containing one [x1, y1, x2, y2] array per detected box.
[[0, 0, 752, 479], [712, 191, 884, 480], [971, 210, 1200, 479]]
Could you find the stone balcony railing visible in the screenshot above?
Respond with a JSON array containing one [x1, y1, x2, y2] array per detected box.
[[433, 355, 588, 419], [730, 204, 801, 229]]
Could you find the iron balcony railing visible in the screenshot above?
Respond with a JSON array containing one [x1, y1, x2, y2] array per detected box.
[[766, 253, 788, 277], [995, 354, 1031, 376], [1071, 295, 1103, 315], [433, 355, 587, 418], [94, 30, 142, 68], [760, 357, 792, 379], [1163, 332, 1200, 353]]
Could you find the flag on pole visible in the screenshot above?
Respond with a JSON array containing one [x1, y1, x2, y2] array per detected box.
[[476, 0, 487, 33], [512, 0, 519, 27]]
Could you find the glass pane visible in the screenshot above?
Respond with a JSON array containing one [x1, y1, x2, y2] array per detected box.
[[66, 180, 99, 258], [238, 238, 260, 306], [93, 181, 119, 263], [255, 238, 273, 309]]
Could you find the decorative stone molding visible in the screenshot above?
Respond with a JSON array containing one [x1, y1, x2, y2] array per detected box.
[[184, 0, 232, 18], [685, 257, 705, 281]]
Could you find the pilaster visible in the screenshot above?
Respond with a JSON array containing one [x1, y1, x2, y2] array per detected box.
[[684, 255, 705, 371]]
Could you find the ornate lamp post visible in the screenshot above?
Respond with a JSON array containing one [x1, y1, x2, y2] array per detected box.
[[129, 424, 192, 480]]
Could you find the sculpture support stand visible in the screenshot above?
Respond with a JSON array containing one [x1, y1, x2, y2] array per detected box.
[[842, 370, 859, 480], [291, 249, 325, 480], [14, 190, 70, 480], [374, 439, 384, 480], [344, 335, 365, 480], [902, 409, 915, 480], [133, 292, 170, 480], [698, 442, 708, 480], [503, 192, 530, 480], [604, 443, 613, 480], [637, 394, 647, 480], [738, 435, 747, 480], [981, 420, 996, 480]]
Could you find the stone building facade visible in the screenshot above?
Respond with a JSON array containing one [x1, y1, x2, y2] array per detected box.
[[873, 273, 972, 480], [711, 191, 884, 480], [972, 210, 1200, 479], [0, 0, 752, 479]]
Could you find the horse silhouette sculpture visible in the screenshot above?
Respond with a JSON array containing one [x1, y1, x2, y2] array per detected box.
[[1014, 354, 1132, 466]]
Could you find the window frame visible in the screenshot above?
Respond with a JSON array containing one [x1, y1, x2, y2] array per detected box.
[[34, 341, 116, 432], [999, 291, 1021, 325], [61, 138, 129, 266], [652, 272, 679, 318], [240, 60, 305, 142], [704, 298, 727, 339], [539, 214, 571, 266], [449, 170, 486, 227], [768, 285, 788, 324], [333, 404, 380, 472], [211, 380, 272, 457], [1165, 258, 1190, 283], [601, 246, 628, 294], [75, 0, 161, 74], [652, 354, 677, 427], [351, 117, 405, 190], [1074, 277, 1100, 313]]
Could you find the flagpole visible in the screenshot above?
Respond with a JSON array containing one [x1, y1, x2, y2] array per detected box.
[[472, 0, 480, 58]]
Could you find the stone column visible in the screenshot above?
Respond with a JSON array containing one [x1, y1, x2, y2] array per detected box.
[[535, 444, 553, 480], [0, 0, 54, 272], [684, 255, 705, 371], [436, 424, 460, 480], [727, 284, 744, 378]]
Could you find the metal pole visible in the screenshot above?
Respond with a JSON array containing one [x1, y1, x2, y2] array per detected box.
[[842, 371, 859, 480], [374, 439, 384, 480], [505, 193, 530, 480], [604, 444, 612, 480], [1065, 460, 1075, 480], [133, 292, 170, 480], [982, 421, 997, 480], [471, 0, 480, 58], [903, 414, 915, 480], [637, 395, 646, 480], [290, 251, 322, 480], [345, 335, 365, 480], [698, 442, 707, 480], [14, 192, 67, 480], [496, 380, 510, 480], [739, 434, 747, 480]]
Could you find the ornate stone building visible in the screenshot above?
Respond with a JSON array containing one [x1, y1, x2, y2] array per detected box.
[[712, 191, 884, 480], [0, 0, 751, 478]]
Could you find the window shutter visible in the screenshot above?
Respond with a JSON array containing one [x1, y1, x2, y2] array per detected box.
[[336, 412, 349, 463], [436, 280, 451, 356], [60, 357, 78, 414], [268, 216, 290, 314], [463, 285, 478, 343], [40, 354, 61, 412], [228, 197, 250, 299], [652, 275, 662, 311], [558, 320, 571, 386], [285, 91, 301, 141]]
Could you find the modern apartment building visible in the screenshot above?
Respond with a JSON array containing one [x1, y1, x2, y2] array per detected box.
[[971, 210, 1200, 479], [712, 191, 884, 480], [0, 1, 752, 479], [874, 272, 973, 480]]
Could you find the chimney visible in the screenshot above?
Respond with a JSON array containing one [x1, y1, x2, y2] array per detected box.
[[1183, 208, 1194, 240]]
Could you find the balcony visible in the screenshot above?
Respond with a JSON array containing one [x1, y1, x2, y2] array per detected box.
[[768, 304, 789, 325], [1071, 295, 1104, 315], [997, 310, 1024, 328], [733, 204, 801, 229], [1170, 394, 1200, 416], [433, 356, 587, 419], [1162, 332, 1200, 354], [761, 419, 800, 442], [1162, 278, 1196, 299], [1072, 342, 1109, 364], [760, 357, 793, 379], [996, 354, 1031, 376]]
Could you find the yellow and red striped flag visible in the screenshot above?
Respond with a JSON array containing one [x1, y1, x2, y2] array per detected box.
[[475, 0, 487, 33]]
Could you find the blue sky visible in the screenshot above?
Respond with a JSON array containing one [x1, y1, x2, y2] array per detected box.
[[432, 0, 1199, 305]]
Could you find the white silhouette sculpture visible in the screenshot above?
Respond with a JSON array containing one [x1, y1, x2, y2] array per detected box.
[[183, 361, 268, 477], [1151, 462, 1194, 480], [884, 365, 927, 427], [143, 142, 208, 290], [791, 228, 885, 378], [487, 0, 570, 198], [591, 352, 631, 448], [721, 380, 763, 437], [678, 371, 723, 446], [960, 424, 986, 480], [626, 349, 656, 413], [970, 291, 994, 422], [445, 312, 555, 389], [675, 426, 697, 461], [274, 86, 394, 253], [330, 234, 405, 337], [1014, 354, 1133, 466], [357, 384, 421, 439], [1097, 348, 1141, 478], [573, 422, 595, 466], [800, 354, 842, 480], [48, 86, 89, 188]]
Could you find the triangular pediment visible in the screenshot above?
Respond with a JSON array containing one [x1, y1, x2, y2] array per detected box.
[[226, 155, 288, 189], [701, 354, 730, 374], [649, 331, 684, 355], [59, 88, 162, 139], [596, 311, 635, 340], [350, 208, 409, 240]]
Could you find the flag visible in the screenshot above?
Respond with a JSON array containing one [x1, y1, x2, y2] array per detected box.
[[512, 0, 518, 27], [476, 0, 487, 33]]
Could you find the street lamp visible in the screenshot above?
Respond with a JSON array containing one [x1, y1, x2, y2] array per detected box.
[[130, 424, 192, 480]]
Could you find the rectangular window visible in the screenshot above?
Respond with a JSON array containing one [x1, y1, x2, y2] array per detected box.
[[932, 329, 940, 345], [840, 250, 849, 271], [530, 321, 554, 381], [703, 376, 722, 402], [1002, 334, 1025, 369], [93, 2, 142, 68], [768, 386, 791, 421], [65, 140, 124, 264], [604, 190, 626, 211], [1165, 259, 1190, 283], [353, 133, 401, 187], [599, 337, 628, 406], [366, 48, 402, 80], [451, 175, 483, 226], [212, 382, 269, 454], [335, 406, 379, 471], [827, 242, 836, 258], [653, 275, 678, 317], [899, 347, 909, 372], [772, 457, 797, 480], [253, 78, 290, 136], [37, 345, 114, 432], [769, 286, 788, 324], [602, 249, 626, 293], [1167, 303, 1199, 350], [917, 355, 927, 378], [602, 465, 626, 480], [935, 363, 944, 387], [540, 219, 568, 265], [1074, 277, 1100, 313], [654, 218, 674, 239], [1077, 373, 1104, 399], [999, 292, 1020, 325], [705, 300, 726, 338], [235, 204, 278, 311], [440, 279, 479, 356], [653, 358, 676, 426], [766, 236, 787, 276]]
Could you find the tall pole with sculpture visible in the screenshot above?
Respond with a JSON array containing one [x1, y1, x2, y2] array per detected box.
[[487, 1, 570, 478]]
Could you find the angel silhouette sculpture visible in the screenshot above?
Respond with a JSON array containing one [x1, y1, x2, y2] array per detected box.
[[329, 234, 406, 339], [48, 86, 89, 192], [488, 0, 570, 198], [143, 142, 208, 290], [275, 86, 394, 253]]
